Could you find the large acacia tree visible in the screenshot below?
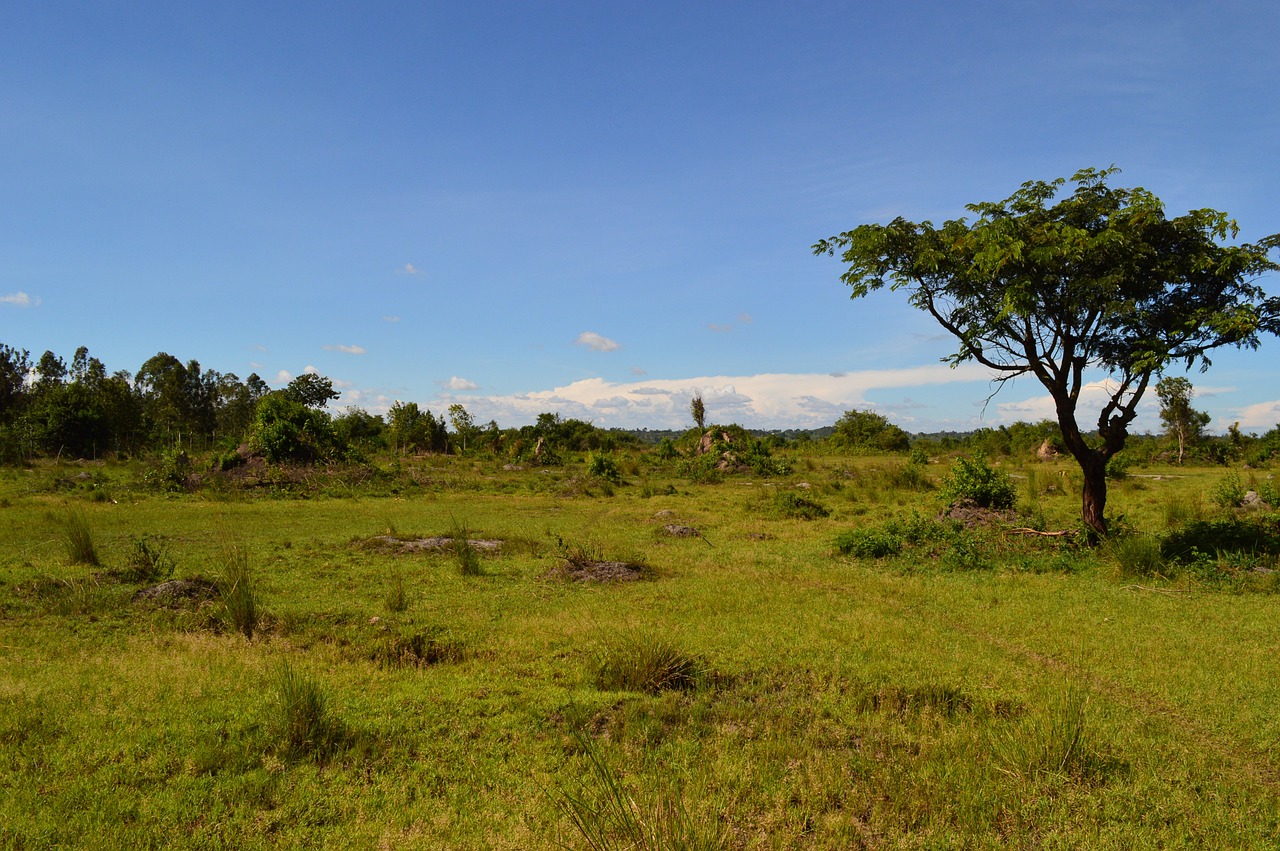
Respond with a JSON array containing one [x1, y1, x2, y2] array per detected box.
[[814, 168, 1280, 538]]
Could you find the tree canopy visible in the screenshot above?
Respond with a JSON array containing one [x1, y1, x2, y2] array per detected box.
[[815, 167, 1280, 537]]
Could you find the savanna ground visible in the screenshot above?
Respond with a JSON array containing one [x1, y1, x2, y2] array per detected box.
[[1, 450, 1278, 849]]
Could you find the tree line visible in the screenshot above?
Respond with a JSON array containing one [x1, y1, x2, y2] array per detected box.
[[0, 343, 647, 464]]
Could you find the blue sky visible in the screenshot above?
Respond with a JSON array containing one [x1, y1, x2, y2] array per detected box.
[[3, 1, 1278, 433]]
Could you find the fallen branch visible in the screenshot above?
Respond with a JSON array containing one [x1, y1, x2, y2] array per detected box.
[[1006, 527, 1076, 538], [1121, 584, 1190, 596]]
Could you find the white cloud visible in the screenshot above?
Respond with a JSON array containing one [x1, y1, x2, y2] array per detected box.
[[1, 292, 37, 307], [708, 323, 733, 333], [1232, 399, 1280, 429], [382, 316, 400, 323], [397, 263, 424, 276], [324, 344, 367, 355], [433, 363, 995, 430], [303, 364, 319, 374], [576, 331, 620, 352], [440, 376, 478, 391], [275, 370, 293, 384]]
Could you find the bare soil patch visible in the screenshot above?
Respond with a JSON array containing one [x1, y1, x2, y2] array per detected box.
[[363, 535, 503, 555]]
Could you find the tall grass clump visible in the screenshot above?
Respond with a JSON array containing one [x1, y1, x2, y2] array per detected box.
[[273, 661, 343, 759], [218, 544, 258, 639], [992, 679, 1110, 780], [593, 631, 705, 695], [555, 730, 724, 851], [62, 509, 99, 566], [450, 519, 483, 576], [384, 569, 408, 613], [1109, 534, 1168, 579]]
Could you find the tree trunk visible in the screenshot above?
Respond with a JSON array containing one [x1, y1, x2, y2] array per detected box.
[[1079, 452, 1108, 542]]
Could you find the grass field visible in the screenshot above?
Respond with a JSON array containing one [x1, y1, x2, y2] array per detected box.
[[1, 453, 1278, 848]]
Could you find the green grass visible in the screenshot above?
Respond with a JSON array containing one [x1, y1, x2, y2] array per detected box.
[[1, 454, 1279, 847]]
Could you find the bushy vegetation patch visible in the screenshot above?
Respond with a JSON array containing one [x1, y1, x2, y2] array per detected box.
[[940, 453, 1017, 510], [834, 526, 903, 558], [768, 490, 831, 520]]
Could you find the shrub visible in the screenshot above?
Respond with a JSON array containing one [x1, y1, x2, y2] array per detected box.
[[834, 527, 903, 558], [939, 453, 1016, 510], [770, 491, 830, 520], [1211, 473, 1247, 509], [587, 451, 623, 484], [61, 509, 99, 566], [116, 534, 175, 584]]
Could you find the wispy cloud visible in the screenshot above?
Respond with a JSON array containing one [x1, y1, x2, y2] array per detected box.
[[575, 331, 620, 352], [708, 323, 733, 333], [1, 292, 38, 307], [396, 263, 424, 276], [324, 344, 367, 355], [382, 315, 400, 323], [439, 376, 478, 391]]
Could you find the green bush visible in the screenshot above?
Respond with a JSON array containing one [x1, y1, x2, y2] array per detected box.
[[1211, 473, 1247, 509], [834, 527, 903, 558], [939, 453, 1016, 510], [587, 451, 623, 484], [770, 491, 830, 520]]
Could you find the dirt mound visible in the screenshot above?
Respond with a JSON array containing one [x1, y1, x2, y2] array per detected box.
[[661, 524, 701, 538], [941, 499, 1017, 529], [553, 560, 644, 583], [364, 535, 503, 554], [133, 578, 219, 605]]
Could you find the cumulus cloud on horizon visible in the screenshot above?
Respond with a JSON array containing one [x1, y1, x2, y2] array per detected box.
[[575, 331, 620, 352], [440, 376, 478, 391], [422, 364, 997, 430]]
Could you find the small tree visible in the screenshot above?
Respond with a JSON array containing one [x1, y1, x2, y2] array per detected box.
[[1155, 376, 1211, 465], [690, 394, 706, 431], [815, 167, 1280, 539], [448, 404, 476, 455], [830, 409, 911, 452], [284, 373, 339, 409]]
